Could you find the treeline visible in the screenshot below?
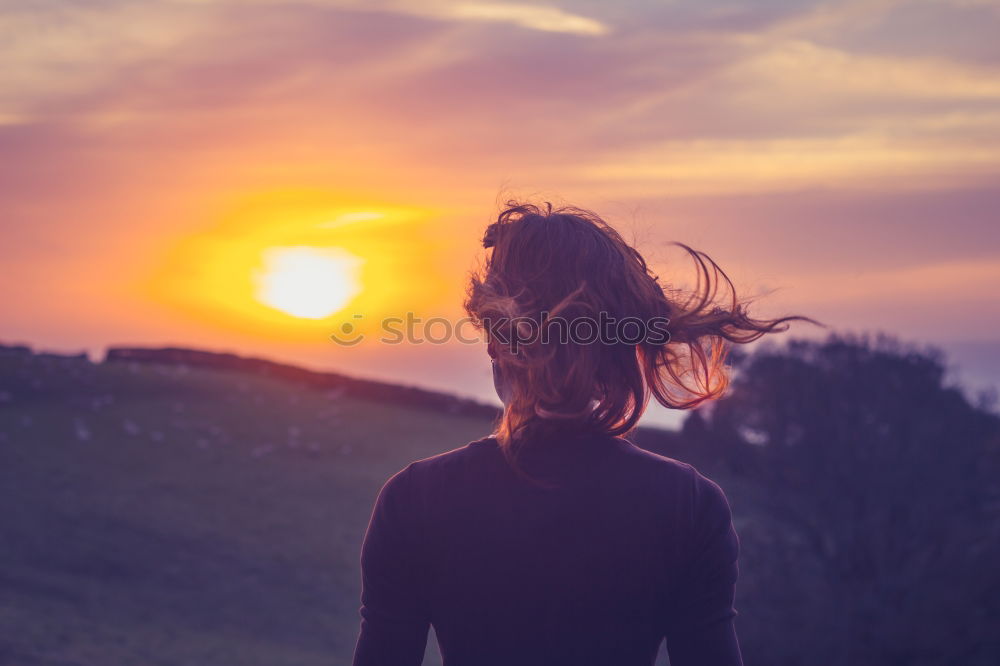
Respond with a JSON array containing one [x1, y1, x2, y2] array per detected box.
[[641, 334, 1000, 665]]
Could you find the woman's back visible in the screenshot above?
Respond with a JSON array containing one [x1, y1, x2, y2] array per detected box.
[[353, 434, 742, 666], [352, 200, 813, 664]]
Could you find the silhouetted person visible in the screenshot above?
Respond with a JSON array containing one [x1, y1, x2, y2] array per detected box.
[[353, 201, 811, 665]]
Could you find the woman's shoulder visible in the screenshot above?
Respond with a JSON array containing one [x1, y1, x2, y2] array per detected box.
[[610, 436, 702, 479], [611, 437, 734, 510], [371, 437, 498, 505], [393, 436, 501, 480], [387, 435, 728, 505]]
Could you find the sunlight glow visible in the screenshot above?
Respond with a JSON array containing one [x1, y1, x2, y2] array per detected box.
[[318, 211, 385, 229], [254, 246, 364, 319]]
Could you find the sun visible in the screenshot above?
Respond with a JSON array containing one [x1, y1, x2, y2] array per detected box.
[[253, 246, 364, 319]]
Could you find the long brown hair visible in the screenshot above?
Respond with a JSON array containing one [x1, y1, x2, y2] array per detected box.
[[465, 200, 819, 475]]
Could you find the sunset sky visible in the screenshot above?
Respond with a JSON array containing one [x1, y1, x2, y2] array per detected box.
[[3, 0, 999, 427]]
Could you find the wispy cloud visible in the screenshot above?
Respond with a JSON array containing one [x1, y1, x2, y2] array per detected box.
[[445, 2, 609, 35], [171, 0, 609, 35], [2, 0, 1000, 365], [574, 134, 1000, 196], [729, 39, 1000, 101]]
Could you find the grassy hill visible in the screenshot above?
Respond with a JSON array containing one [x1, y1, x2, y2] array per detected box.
[[0, 348, 500, 665], [8, 344, 905, 665], [4, 342, 996, 665]]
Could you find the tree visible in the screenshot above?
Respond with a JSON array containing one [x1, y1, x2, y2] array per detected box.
[[700, 333, 1000, 665]]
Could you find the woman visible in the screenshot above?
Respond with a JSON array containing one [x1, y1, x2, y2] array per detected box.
[[353, 202, 814, 665]]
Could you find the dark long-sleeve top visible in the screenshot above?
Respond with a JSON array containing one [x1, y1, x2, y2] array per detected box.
[[353, 434, 743, 666]]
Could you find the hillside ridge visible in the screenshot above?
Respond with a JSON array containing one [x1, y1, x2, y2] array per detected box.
[[1, 343, 501, 420]]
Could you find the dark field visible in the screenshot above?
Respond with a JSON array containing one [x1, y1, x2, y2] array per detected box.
[[0, 351, 496, 665], [3, 338, 997, 666]]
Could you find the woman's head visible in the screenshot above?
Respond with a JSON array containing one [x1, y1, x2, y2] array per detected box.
[[465, 200, 816, 469]]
